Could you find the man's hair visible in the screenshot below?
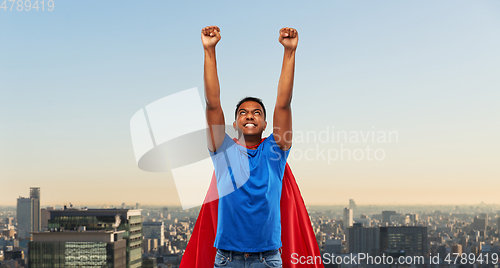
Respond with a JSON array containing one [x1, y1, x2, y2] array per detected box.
[[235, 97, 266, 120]]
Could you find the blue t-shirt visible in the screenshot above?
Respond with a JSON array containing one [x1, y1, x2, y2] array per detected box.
[[209, 133, 290, 252]]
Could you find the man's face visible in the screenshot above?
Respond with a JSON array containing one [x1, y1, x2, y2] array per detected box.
[[233, 101, 267, 136]]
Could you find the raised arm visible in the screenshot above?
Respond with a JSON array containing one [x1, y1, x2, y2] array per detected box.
[[273, 27, 298, 151], [202, 26, 225, 152]]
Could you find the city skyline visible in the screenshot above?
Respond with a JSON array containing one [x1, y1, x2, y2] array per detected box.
[[1, 0, 499, 206], [2, 198, 500, 267], [4, 200, 500, 208]]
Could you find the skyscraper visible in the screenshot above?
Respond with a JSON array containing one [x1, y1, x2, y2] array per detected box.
[[29, 229, 126, 267], [324, 238, 342, 254], [143, 221, 164, 246], [30, 187, 41, 232], [48, 208, 142, 268], [343, 207, 353, 229], [347, 223, 379, 255], [472, 216, 487, 231], [380, 226, 428, 257], [16, 197, 32, 239], [479, 213, 488, 228], [16, 187, 41, 239], [382, 210, 397, 224], [40, 207, 54, 231], [349, 199, 357, 210]]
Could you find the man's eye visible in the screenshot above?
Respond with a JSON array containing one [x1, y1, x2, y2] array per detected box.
[[240, 111, 246, 114], [255, 111, 260, 114]]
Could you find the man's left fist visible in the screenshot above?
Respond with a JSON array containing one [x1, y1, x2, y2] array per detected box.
[[279, 27, 298, 51]]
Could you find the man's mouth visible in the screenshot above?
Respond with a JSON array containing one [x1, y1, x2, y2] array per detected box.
[[244, 123, 256, 128]]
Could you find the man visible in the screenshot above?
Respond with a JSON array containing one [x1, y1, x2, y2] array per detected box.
[[202, 25, 298, 267]]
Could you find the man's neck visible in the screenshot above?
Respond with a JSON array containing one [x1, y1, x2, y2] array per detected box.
[[238, 134, 263, 149]]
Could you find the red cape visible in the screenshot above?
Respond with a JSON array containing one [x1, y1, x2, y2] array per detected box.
[[180, 163, 324, 267]]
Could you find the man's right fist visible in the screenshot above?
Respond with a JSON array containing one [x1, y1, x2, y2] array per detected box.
[[201, 26, 221, 49]]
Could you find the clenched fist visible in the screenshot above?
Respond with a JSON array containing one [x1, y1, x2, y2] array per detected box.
[[201, 25, 221, 50], [279, 27, 298, 51]]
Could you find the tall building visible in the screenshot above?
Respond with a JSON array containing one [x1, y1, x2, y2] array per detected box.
[[347, 223, 379, 255], [48, 208, 142, 268], [476, 214, 489, 229], [380, 226, 428, 257], [406, 213, 419, 222], [16, 187, 41, 239], [452, 244, 463, 255], [30, 187, 41, 232], [16, 197, 32, 239], [349, 199, 357, 210], [472, 216, 487, 231], [40, 207, 54, 231], [143, 222, 165, 246], [142, 238, 159, 253], [324, 238, 342, 254], [29, 229, 126, 267], [382, 211, 397, 223], [5, 217, 14, 226], [343, 207, 353, 229], [162, 207, 168, 219]]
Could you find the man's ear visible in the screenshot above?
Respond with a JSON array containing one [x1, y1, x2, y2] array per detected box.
[[233, 121, 237, 131], [263, 121, 267, 131]]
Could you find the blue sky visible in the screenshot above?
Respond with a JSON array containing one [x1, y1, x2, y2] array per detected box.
[[1, 0, 499, 206]]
